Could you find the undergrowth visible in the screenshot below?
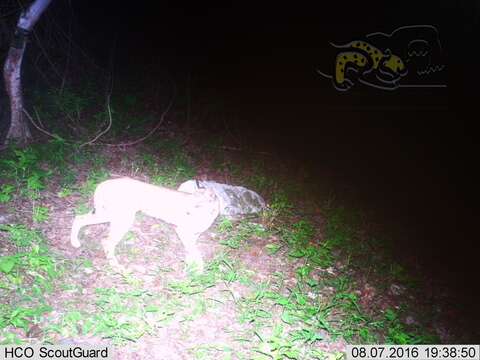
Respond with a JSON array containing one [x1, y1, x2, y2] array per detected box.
[[0, 88, 442, 354]]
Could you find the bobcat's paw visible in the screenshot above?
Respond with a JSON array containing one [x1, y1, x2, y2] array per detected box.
[[71, 238, 81, 248], [185, 252, 204, 273], [107, 256, 123, 269], [186, 261, 204, 274]]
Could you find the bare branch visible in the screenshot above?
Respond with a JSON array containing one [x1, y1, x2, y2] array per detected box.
[[104, 84, 176, 147], [23, 108, 57, 139], [79, 92, 113, 148]]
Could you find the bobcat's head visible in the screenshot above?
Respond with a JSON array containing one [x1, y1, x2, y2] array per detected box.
[[192, 188, 219, 217]]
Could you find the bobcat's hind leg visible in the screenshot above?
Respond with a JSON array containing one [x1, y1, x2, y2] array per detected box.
[[103, 212, 135, 267]]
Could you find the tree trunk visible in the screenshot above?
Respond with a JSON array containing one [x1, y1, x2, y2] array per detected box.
[[3, 29, 30, 144], [2, 0, 52, 146]]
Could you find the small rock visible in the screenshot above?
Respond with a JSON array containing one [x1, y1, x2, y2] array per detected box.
[[390, 284, 404, 296], [178, 180, 266, 216], [405, 315, 417, 325]]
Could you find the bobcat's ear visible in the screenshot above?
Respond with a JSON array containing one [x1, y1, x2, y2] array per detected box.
[[205, 188, 217, 200], [196, 188, 217, 201]]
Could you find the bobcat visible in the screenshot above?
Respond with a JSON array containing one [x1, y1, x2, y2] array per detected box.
[[70, 177, 220, 270]]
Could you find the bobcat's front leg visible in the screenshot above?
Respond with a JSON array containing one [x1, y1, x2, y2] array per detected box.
[[175, 227, 204, 272]]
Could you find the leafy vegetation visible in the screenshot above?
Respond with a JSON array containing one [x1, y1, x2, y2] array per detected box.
[[0, 225, 61, 344], [0, 87, 447, 355]]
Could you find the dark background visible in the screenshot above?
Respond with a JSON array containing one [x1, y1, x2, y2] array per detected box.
[[58, 1, 480, 296]]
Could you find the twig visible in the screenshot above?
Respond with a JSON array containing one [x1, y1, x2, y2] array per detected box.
[[220, 145, 271, 156], [59, 3, 72, 94], [100, 78, 176, 147], [23, 108, 58, 139], [79, 92, 113, 148], [79, 37, 116, 148], [33, 107, 45, 129]]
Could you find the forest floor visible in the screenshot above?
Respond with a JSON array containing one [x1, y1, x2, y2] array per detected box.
[[0, 120, 477, 359]]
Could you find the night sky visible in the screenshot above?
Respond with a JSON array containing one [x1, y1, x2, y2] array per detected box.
[[64, 1, 479, 293]]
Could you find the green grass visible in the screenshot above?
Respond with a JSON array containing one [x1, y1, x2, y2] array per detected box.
[[0, 86, 443, 352], [0, 225, 62, 343], [78, 168, 110, 198], [0, 184, 15, 203], [47, 287, 181, 344], [151, 152, 196, 187], [219, 220, 268, 250]]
